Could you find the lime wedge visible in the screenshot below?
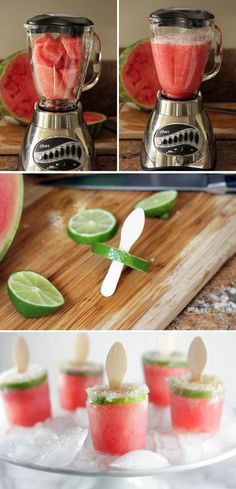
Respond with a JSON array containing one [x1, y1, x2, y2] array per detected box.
[[92, 243, 149, 272], [8, 271, 65, 318], [135, 191, 178, 217], [68, 209, 117, 244]]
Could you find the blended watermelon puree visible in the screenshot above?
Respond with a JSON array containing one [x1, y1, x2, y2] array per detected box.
[[86, 383, 149, 454], [151, 39, 211, 99], [58, 362, 103, 410], [0, 364, 51, 426], [168, 375, 224, 433], [143, 351, 189, 406], [32, 33, 83, 101]]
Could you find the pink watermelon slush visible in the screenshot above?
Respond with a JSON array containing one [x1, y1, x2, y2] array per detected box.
[[86, 384, 149, 454], [151, 40, 211, 99], [168, 375, 224, 433], [32, 33, 83, 101], [143, 351, 189, 406], [58, 362, 103, 410], [0, 365, 51, 426]]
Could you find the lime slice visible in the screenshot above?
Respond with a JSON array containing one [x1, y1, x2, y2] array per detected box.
[[92, 243, 149, 272], [135, 191, 178, 217], [8, 271, 65, 318], [68, 209, 117, 244]]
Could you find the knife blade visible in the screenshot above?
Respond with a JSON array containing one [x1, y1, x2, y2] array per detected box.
[[37, 174, 236, 194]]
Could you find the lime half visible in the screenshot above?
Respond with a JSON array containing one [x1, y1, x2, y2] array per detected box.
[[8, 271, 65, 318], [68, 209, 117, 244], [135, 191, 178, 217], [92, 243, 149, 272]]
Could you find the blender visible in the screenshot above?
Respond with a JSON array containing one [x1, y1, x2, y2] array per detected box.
[[141, 8, 223, 170], [20, 14, 102, 171]]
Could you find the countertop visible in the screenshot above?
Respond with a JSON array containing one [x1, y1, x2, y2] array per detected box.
[[1, 457, 236, 489]]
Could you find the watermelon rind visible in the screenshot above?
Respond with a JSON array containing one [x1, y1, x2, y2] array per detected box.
[[84, 111, 107, 138], [0, 50, 37, 125], [0, 175, 24, 263], [120, 39, 158, 111]]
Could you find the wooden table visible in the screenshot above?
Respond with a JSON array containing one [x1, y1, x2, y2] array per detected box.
[[119, 103, 236, 171]]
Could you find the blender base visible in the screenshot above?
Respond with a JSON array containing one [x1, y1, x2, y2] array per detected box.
[[63, 476, 169, 489], [19, 102, 96, 172], [141, 92, 216, 170]]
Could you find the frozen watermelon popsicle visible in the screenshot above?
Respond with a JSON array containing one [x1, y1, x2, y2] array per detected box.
[[86, 342, 149, 455], [143, 349, 189, 407], [0, 337, 51, 426], [58, 333, 103, 410], [168, 337, 224, 433]]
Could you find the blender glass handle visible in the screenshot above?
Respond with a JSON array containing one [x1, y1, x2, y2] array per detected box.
[[202, 26, 223, 82], [82, 33, 102, 92]]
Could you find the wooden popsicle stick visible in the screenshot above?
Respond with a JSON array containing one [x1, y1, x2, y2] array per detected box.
[[159, 332, 174, 356], [74, 333, 89, 364], [106, 342, 127, 389], [188, 337, 207, 382], [13, 336, 29, 373]]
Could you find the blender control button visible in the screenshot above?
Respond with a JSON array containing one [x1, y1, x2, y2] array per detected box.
[[60, 148, 64, 157], [55, 150, 59, 158], [71, 145, 76, 155], [184, 132, 188, 141], [162, 139, 167, 145], [189, 131, 193, 141], [174, 136, 177, 143], [43, 154, 48, 160], [195, 134, 199, 144], [49, 152, 53, 159], [77, 147, 81, 159], [179, 134, 183, 142], [168, 137, 172, 144], [66, 146, 70, 155]]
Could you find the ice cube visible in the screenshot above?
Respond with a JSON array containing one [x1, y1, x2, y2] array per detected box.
[[110, 450, 169, 470], [74, 408, 89, 428]]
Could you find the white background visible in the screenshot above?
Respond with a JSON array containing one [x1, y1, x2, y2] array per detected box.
[[0, 331, 235, 406]]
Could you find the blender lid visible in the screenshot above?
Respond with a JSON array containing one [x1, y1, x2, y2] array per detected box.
[[149, 8, 215, 28], [25, 13, 93, 33]]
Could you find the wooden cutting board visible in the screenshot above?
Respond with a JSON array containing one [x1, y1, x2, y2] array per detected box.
[[0, 118, 116, 155], [0, 176, 235, 331], [120, 103, 236, 139]]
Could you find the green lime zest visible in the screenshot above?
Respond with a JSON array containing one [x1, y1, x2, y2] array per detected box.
[[0, 373, 47, 391], [92, 243, 149, 272]]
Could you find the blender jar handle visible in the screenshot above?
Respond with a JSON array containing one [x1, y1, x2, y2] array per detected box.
[[82, 32, 102, 92], [202, 25, 223, 82]]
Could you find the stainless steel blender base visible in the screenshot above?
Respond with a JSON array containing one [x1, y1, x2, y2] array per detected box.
[[141, 92, 216, 170], [20, 103, 95, 171]]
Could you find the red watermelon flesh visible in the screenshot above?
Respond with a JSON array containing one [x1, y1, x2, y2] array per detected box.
[[0, 174, 24, 262], [120, 40, 160, 110], [0, 51, 38, 124], [33, 34, 82, 100]]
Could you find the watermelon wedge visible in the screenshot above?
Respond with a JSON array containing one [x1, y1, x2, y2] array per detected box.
[[84, 112, 107, 138], [0, 51, 38, 125], [0, 174, 24, 262], [120, 39, 160, 111]]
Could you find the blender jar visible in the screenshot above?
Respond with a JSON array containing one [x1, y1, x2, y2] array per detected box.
[[149, 8, 223, 99], [25, 14, 102, 111]]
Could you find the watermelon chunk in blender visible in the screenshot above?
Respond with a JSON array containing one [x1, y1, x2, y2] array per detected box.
[[168, 375, 224, 433], [0, 364, 51, 426], [86, 383, 149, 454], [143, 351, 189, 406], [58, 361, 103, 410]]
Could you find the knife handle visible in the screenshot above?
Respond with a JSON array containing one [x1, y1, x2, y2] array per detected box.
[[225, 175, 236, 192]]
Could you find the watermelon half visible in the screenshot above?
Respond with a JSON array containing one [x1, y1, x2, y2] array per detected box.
[[120, 39, 160, 111], [0, 51, 38, 125], [0, 174, 24, 262], [84, 112, 107, 138]]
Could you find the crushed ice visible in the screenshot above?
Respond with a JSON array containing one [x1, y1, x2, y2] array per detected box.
[[0, 404, 235, 473]]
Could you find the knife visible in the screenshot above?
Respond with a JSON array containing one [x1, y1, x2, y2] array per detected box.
[[38, 174, 236, 194]]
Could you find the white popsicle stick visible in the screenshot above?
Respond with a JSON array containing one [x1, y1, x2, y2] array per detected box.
[[188, 337, 207, 382], [101, 208, 145, 297], [106, 342, 127, 390], [74, 333, 89, 364], [159, 332, 174, 356], [13, 337, 29, 374]]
